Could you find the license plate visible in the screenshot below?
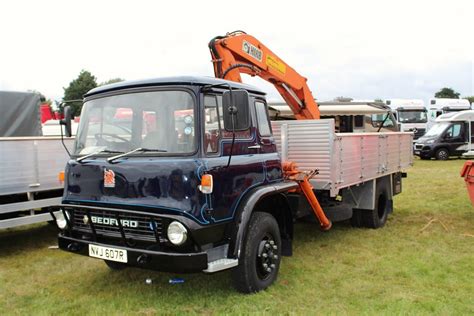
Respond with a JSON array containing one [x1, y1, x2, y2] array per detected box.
[[89, 244, 127, 263]]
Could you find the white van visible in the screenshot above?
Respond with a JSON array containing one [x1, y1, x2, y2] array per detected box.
[[427, 98, 471, 131], [385, 99, 427, 140], [414, 110, 474, 159]]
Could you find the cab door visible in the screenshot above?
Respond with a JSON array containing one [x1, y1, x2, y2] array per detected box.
[[443, 122, 466, 155], [253, 99, 282, 182], [201, 93, 265, 223]]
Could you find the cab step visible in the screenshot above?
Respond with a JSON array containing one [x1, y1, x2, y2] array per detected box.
[[203, 258, 238, 273]]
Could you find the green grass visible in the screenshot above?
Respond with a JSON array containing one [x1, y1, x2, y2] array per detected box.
[[1, 159, 473, 315]]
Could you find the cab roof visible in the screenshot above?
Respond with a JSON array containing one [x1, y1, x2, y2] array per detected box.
[[85, 76, 265, 97], [436, 110, 474, 122]]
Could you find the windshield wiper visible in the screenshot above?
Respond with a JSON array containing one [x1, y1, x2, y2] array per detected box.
[[107, 147, 167, 163], [77, 149, 124, 163]]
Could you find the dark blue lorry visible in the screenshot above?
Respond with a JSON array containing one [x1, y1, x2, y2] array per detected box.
[[53, 76, 409, 292]]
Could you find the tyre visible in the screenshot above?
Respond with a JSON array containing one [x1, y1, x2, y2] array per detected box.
[[435, 148, 449, 160], [351, 183, 390, 229], [232, 212, 281, 293], [104, 260, 127, 270]]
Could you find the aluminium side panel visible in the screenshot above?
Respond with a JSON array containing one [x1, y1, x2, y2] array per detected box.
[[0, 137, 73, 196], [271, 120, 413, 197], [336, 132, 413, 190], [271, 119, 336, 191]]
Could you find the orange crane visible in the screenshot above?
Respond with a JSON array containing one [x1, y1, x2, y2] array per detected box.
[[209, 31, 320, 120], [209, 31, 331, 230]]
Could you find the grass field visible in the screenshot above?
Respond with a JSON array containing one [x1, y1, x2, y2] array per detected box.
[[1, 159, 473, 315]]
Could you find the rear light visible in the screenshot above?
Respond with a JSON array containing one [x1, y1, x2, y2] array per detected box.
[[199, 174, 213, 194]]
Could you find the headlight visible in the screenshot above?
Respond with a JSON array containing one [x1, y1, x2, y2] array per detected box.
[[425, 139, 435, 144], [167, 221, 187, 245], [56, 210, 70, 230]]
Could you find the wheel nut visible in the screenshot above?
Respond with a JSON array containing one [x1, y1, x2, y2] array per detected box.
[[262, 253, 268, 258], [265, 243, 270, 249], [270, 264, 275, 269], [273, 255, 278, 259], [263, 263, 268, 268], [269, 240, 274, 245], [273, 245, 277, 250], [266, 268, 272, 272]]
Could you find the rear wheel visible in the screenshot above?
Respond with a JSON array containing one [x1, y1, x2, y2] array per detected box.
[[435, 148, 449, 160], [351, 184, 390, 229], [232, 212, 281, 293], [104, 260, 127, 270]]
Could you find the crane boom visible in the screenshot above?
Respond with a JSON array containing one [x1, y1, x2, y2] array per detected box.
[[209, 31, 320, 120]]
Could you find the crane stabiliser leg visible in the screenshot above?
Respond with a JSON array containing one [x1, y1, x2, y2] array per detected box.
[[283, 162, 332, 231]]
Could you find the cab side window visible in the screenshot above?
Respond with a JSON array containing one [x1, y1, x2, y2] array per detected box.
[[445, 123, 462, 138], [204, 94, 252, 154], [255, 101, 271, 136], [204, 95, 220, 154]]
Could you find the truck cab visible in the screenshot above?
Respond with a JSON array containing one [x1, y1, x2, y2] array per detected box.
[[427, 98, 471, 131], [414, 110, 474, 160], [55, 76, 297, 291], [385, 99, 427, 140]]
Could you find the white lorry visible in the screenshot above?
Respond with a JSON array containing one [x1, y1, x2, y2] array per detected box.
[[0, 91, 74, 229], [385, 99, 427, 140], [427, 98, 471, 131]]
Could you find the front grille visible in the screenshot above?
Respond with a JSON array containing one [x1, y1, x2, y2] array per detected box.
[[69, 207, 166, 242], [414, 144, 423, 150], [405, 128, 426, 139], [413, 128, 426, 139]]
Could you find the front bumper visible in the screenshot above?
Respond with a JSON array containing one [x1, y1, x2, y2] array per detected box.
[[413, 143, 434, 158], [58, 234, 208, 273]]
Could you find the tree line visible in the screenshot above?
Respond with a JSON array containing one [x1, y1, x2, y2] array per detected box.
[[38, 69, 474, 116]]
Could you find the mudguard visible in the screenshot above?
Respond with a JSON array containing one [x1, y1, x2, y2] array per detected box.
[[228, 181, 298, 258]]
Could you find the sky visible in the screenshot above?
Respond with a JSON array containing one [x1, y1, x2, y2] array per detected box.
[[0, 0, 472, 105]]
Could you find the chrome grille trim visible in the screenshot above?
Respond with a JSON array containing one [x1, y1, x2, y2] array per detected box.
[[66, 206, 166, 242]]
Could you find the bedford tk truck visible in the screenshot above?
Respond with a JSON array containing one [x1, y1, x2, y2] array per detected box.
[[53, 76, 412, 292], [53, 32, 412, 293]]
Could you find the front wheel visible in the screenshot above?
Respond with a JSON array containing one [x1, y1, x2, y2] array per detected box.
[[435, 148, 449, 160], [232, 212, 282, 293]]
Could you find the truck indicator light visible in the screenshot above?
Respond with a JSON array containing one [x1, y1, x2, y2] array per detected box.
[[58, 171, 65, 182], [199, 174, 213, 194]]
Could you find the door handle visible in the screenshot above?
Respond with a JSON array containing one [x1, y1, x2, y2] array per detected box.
[[248, 144, 261, 149]]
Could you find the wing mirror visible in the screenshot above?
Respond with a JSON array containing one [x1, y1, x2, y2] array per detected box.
[[222, 90, 250, 132], [60, 105, 72, 137]]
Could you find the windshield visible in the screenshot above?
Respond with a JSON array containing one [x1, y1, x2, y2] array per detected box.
[[371, 113, 396, 127], [74, 90, 196, 156], [398, 110, 427, 123], [424, 122, 449, 137]]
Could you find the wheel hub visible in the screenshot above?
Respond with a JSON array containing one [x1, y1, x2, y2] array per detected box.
[[257, 237, 278, 278]]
